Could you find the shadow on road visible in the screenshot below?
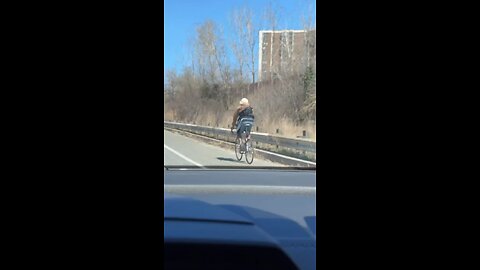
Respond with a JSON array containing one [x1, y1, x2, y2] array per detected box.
[[216, 157, 245, 163]]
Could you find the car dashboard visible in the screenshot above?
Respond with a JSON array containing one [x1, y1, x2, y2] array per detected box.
[[164, 167, 316, 270]]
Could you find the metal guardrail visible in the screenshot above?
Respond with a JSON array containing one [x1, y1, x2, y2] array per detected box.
[[164, 121, 316, 155]]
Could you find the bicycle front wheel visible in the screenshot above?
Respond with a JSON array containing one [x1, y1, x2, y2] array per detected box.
[[235, 138, 243, 161], [245, 140, 254, 164]]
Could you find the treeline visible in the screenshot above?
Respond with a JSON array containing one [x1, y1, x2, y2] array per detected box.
[[164, 2, 316, 138]]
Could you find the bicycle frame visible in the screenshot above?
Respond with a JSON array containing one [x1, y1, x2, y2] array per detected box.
[[232, 127, 255, 164]]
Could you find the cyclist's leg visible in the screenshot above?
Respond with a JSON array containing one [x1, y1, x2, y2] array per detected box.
[[236, 123, 242, 140], [239, 122, 245, 135], [236, 123, 243, 147], [245, 125, 252, 140]]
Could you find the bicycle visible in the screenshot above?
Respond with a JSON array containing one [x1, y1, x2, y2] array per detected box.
[[232, 123, 255, 164]]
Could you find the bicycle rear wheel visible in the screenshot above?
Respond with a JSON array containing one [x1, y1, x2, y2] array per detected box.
[[245, 140, 254, 164], [235, 137, 243, 161]]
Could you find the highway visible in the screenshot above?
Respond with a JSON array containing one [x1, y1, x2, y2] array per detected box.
[[164, 130, 284, 167]]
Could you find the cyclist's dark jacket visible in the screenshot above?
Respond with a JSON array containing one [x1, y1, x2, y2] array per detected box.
[[232, 106, 254, 127], [238, 107, 254, 120]]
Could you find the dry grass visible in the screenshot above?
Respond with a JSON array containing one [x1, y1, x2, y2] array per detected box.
[[164, 109, 175, 121], [164, 107, 316, 141], [163, 70, 316, 141]]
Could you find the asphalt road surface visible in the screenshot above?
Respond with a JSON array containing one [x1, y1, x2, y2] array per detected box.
[[164, 130, 284, 167]]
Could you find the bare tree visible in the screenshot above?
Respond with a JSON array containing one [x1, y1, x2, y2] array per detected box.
[[165, 69, 178, 96], [194, 21, 231, 87], [300, 0, 316, 72], [298, 0, 316, 122], [264, 2, 277, 81], [213, 24, 232, 88], [300, 0, 316, 30], [230, 38, 245, 81], [189, 20, 232, 110], [231, 6, 257, 84]]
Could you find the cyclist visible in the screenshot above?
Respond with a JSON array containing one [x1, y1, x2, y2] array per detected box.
[[231, 98, 254, 151]]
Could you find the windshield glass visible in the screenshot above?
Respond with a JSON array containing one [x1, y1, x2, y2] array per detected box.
[[164, 0, 316, 168]]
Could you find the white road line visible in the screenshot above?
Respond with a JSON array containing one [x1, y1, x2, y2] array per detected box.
[[164, 144, 204, 168], [255, 148, 317, 165]]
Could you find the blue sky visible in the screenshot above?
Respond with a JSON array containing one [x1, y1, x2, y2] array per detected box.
[[164, 0, 316, 75]]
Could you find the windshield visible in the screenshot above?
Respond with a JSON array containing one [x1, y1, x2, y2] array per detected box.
[[164, 0, 316, 168]]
